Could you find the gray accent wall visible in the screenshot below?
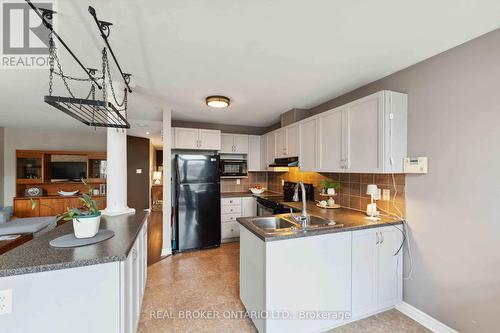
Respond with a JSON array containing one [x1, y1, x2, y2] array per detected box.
[[304, 28, 500, 332], [171, 120, 268, 135]]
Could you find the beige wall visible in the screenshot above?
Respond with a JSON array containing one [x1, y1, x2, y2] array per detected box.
[[302, 28, 500, 332], [3, 128, 106, 206]]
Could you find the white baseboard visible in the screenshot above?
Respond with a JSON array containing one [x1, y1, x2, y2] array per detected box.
[[396, 302, 459, 333]]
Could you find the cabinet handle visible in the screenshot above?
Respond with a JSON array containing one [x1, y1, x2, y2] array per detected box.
[[376, 232, 380, 245], [380, 232, 384, 244]]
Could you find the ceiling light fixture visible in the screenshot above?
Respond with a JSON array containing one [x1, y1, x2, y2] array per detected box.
[[146, 131, 150, 135], [206, 95, 230, 109]]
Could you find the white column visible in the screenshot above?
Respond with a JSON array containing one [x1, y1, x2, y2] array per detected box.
[[101, 128, 135, 216], [162, 107, 172, 256], [101, 81, 135, 216]]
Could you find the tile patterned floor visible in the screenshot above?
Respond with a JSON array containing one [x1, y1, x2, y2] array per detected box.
[[138, 242, 430, 333]]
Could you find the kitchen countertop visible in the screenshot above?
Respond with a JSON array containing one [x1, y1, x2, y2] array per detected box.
[[237, 200, 403, 242], [0, 210, 149, 277], [14, 194, 106, 199], [221, 191, 282, 198]]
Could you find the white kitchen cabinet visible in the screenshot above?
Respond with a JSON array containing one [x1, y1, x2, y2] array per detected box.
[[274, 125, 299, 158], [242, 196, 257, 216], [220, 133, 235, 153], [247, 135, 262, 171], [219, 133, 249, 153], [344, 91, 407, 173], [266, 132, 276, 166], [377, 226, 404, 309], [199, 129, 222, 150], [260, 133, 267, 171], [221, 196, 256, 241], [285, 124, 299, 157], [351, 226, 403, 318], [318, 106, 345, 172], [275, 128, 286, 157], [240, 227, 352, 333], [173, 127, 199, 149], [298, 116, 319, 171], [172, 127, 221, 150]]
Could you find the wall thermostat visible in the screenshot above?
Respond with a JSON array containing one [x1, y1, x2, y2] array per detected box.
[[404, 157, 428, 174]]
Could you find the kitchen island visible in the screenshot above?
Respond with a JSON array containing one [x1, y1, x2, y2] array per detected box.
[[238, 202, 404, 333], [0, 211, 148, 333]]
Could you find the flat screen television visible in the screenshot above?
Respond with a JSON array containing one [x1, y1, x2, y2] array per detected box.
[[50, 162, 87, 181]]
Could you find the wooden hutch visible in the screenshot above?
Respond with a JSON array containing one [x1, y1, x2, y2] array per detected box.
[[14, 150, 107, 217]]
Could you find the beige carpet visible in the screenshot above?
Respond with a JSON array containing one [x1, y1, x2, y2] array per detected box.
[[138, 243, 429, 333]]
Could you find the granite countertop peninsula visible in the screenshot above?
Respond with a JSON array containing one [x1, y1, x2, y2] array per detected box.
[[0, 210, 149, 277], [238, 200, 403, 242]]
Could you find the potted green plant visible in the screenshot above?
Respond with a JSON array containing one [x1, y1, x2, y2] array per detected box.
[[32, 180, 101, 238], [320, 180, 341, 195]]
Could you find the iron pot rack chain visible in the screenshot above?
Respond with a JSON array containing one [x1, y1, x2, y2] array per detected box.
[[88, 6, 133, 93], [25, 0, 102, 89]]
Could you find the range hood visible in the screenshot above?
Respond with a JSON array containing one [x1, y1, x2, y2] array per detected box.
[[268, 156, 299, 172]]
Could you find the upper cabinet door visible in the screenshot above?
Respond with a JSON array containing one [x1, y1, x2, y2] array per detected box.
[[233, 135, 249, 154], [299, 117, 318, 171], [260, 134, 268, 171], [318, 107, 344, 172], [274, 129, 286, 158], [220, 134, 235, 153], [199, 129, 221, 150], [174, 127, 199, 149], [266, 132, 276, 166], [285, 124, 299, 157], [247, 135, 261, 171], [345, 92, 384, 173]]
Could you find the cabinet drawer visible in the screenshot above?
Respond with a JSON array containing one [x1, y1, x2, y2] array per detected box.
[[221, 197, 242, 206], [221, 213, 240, 223], [221, 205, 242, 215], [221, 221, 240, 239]]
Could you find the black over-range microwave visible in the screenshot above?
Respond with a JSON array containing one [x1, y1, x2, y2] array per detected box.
[[220, 159, 247, 177]]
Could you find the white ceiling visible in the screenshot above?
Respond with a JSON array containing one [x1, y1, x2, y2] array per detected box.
[[1, 0, 500, 138]]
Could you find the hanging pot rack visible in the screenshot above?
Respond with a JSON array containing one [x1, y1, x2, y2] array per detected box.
[[24, 0, 132, 129], [88, 6, 133, 93], [25, 0, 102, 90]]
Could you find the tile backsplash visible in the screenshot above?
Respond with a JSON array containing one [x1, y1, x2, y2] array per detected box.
[[220, 172, 267, 193], [266, 168, 406, 217], [221, 169, 406, 217]]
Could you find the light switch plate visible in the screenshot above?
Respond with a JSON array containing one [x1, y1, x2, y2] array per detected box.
[[236, 179, 240, 185], [136, 169, 142, 174], [0, 289, 12, 315]]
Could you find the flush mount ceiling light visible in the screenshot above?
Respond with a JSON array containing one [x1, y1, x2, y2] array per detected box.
[[206, 95, 230, 109]]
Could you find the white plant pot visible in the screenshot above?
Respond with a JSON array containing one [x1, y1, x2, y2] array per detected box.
[[327, 188, 336, 195], [72, 214, 101, 239]]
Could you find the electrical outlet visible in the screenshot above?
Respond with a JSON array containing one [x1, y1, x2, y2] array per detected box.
[[236, 179, 240, 185], [382, 189, 391, 201], [0, 289, 12, 315]]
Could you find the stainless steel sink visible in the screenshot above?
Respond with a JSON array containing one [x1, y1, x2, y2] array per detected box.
[[307, 215, 334, 227], [250, 217, 299, 232]]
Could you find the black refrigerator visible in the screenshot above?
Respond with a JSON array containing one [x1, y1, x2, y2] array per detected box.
[[172, 154, 221, 252]]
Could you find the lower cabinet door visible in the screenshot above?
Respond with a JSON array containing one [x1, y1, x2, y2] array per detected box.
[[123, 249, 134, 333], [377, 227, 403, 309], [221, 222, 240, 239], [351, 229, 378, 318]]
